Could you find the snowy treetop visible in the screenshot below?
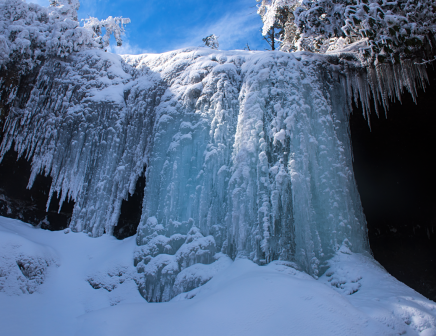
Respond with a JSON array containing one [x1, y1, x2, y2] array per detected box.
[[258, 0, 436, 64], [0, 0, 130, 73]]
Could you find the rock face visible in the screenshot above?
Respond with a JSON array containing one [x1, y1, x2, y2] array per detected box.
[[0, 46, 430, 301]]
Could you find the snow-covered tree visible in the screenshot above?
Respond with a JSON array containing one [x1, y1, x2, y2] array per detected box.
[[258, 0, 436, 64], [0, 0, 131, 72], [83, 16, 131, 49], [263, 22, 283, 50], [49, 0, 80, 21], [202, 34, 219, 49]]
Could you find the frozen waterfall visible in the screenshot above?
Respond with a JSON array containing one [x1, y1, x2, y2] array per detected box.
[[0, 47, 427, 301]]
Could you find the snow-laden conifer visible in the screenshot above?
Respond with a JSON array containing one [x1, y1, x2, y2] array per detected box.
[[0, 0, 130, 72], [202, 34, 220, 49], [258, 0, 436, 64]]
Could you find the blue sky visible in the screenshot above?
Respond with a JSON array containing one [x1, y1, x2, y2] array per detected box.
[[29, 0, 269, 54]]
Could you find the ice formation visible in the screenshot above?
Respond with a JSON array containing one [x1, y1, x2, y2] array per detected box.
[[0, 46, 428, 301]]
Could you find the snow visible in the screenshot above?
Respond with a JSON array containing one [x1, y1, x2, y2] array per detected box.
[[1, 216, 436, 336], [0, 216, 143, 336], [0, 225, 58, 295]]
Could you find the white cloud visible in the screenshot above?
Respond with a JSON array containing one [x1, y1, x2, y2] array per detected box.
[[107, 41, 149, 55]]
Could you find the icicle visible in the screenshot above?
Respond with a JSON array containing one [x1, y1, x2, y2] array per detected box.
[[340, 58, 429, 128]]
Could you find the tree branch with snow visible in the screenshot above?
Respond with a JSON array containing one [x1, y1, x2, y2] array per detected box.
[[257, 0, 436, 64]]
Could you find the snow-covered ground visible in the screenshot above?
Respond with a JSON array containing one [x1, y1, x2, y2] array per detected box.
[[0, 216, 435, 336]]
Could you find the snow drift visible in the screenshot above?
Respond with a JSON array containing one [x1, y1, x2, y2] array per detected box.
[[1, 217, 436, 336]]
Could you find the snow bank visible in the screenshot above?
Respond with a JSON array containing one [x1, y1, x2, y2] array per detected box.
[[0, 216, 144, 336], [0, 223, 57, 294], [1, 217, 435, 336]]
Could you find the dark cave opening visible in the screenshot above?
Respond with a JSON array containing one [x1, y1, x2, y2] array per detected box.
[[350, 67, 436, 301], [0, 147, 145, 239], [0, 149, 74, 230], [113, 169, 146, 240]]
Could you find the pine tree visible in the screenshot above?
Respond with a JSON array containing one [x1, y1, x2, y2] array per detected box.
[[49, 0, 80, 20], [202, 34, 219, 49], [257, 0, 436, 64], [0, 0, 131, 72]]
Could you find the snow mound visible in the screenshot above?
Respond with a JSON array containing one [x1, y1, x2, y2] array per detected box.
[[320, 250, 436, 335], [87, 265, 134, 292], [172, 253, 233, 300], [0, 223, 58, 295], [77, 257, 436, 336], [135, 225, 218, 302]]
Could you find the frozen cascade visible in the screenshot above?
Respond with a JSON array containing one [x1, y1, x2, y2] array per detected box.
[[0, 47, 428, 301]]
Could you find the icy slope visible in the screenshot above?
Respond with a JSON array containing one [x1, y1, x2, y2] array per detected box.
[[0, 47, 427, 300], [0, 217, 435, 336], [0, 216, 143, 336]]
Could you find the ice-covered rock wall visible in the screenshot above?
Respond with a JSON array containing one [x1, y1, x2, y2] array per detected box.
[[132, 49, 371, 295], [0, 47, 427, 301]]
